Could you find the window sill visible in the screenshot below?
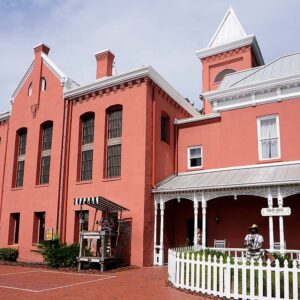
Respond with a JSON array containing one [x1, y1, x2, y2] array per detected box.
[[102, 177, 122, 182], [11, 187, 23, 191], [76, 180, 93, 185], [258, 158, 282, 164], [187, 166, 204, 171], [35, 184, 49, 188], [7, 244, 19, 249]]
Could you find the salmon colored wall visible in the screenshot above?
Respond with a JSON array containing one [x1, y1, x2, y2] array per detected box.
[[0, 50, 65, 261], [177, 99, 300, 172], [201, 45, 253, 114], [65, 82, 150, 267], [154, 89, 190, 184]]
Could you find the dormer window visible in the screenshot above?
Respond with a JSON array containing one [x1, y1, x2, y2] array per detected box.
[[41, 77, 47, 92], [28, 83, 33, 96]]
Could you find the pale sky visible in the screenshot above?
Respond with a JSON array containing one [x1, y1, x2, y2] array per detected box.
[[0, 0, 300, 112]]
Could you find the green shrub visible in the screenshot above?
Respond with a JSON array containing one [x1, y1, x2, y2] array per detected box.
[[37, 238, 79, 268], [0, 248, 18, 261]]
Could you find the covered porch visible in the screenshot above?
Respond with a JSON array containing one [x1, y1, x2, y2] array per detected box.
[[152, 162, 300, 266]]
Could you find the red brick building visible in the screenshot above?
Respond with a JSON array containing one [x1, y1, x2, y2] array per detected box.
[[0, 9, 300, 267]]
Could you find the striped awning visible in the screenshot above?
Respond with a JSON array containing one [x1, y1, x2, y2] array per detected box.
[[74, 196, 129, 212]]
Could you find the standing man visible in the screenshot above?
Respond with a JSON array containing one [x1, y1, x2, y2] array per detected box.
[[244, 224, 264, 260]]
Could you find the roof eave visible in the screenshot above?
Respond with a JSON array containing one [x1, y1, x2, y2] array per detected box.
[[64, 65, 200, 117]]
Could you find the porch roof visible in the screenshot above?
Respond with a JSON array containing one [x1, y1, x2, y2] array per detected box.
[[153, 161, 300, 193]]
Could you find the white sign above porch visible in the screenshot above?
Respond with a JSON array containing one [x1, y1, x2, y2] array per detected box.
[[261, 207, 291, 217]]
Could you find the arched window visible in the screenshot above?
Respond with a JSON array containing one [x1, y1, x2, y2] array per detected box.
[[161, 112, 170, 144], [28, 83, 33, 96], [41, 77, 47, 92], [214, 69, 235, 83], [105, 105, 122, 178], [78, 112, 95, 181], [37, 121, 53, 184]]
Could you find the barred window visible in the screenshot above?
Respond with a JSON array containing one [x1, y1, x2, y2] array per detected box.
[[107, 144, 121, 177], [42, 124, 53, 150], [108, 109, 122, 139], [18, 131, 27, 156], [82, 115, 94, 145], [14, 128, 27, 187], [16, 160, 25, 187], [81, 150, 93, 181], [106, 106, 122, 178], [40, 156, 51, 184]]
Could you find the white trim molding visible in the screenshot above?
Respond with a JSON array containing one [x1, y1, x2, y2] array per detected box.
[[257, 114, 281, 161], [204, 72, 300, 113], [174, 113, 221, 125], [0, 111, 10, 122], [187, 145, 203, 169], [64, 65, 200, 117]]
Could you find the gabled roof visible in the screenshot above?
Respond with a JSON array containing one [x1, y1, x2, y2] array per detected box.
[[218, 66, 262, 90], [208, 8, 247, 48], [154, 161, 300, 193], [196, 8, 264, 65], [0, 111, 10, 122], [228, 52, 300, 88], [65, 65, 200, 117], [11, 53, 79, 101]]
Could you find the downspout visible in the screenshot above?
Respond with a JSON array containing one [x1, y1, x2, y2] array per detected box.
[[174, 123, 178, 174], [151, 84, 156, 188], [56, 83, 68, 236], [0, 118, 10, 228], [61, 99, 73, 242]]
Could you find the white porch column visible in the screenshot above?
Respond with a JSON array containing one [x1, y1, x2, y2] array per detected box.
[[201, 192, 207, 249], [268, 189, 274, 251], [153, 200, 158, 265], [277, 187, 285, 253], [193, 193, 199, 246], [159, 197, 165, 266]]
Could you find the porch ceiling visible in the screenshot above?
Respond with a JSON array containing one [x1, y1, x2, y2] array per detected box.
[[154, 162, 300, 193]]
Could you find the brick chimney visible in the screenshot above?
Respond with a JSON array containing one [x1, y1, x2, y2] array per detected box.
[[34, 43, 50, 57], [95, 49, 115, 79]]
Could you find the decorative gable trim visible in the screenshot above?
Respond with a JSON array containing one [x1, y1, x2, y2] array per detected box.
[[204, 73, 300, 112]]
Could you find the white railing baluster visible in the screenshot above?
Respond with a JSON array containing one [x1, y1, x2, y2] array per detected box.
[[219, 255, 224, 297], [242, 257, 247, 299], [168, 246, 300, 300], [292, 260, 298, 300], [233, 256, 239, 299], [275, 259, 281, 299], [283, 259, 289, 300], [258, 258, 263, 299], [213, 255, 217, 296], [196, 253, 200, 292], [191, 252, 195, 291], [207, 254, 212, 294], [201, 254, 206, 293]]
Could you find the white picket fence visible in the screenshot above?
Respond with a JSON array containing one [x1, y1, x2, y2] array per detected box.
[[168, 248, 300, 300]]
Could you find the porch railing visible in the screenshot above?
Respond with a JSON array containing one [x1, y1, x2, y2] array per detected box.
[[168, 248, 300, 300]]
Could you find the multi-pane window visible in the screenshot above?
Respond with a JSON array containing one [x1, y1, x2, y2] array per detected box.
[[106, 106, 122, 178], [161, 114, 170, 143], [79, 113, 94, 181], [32, 212, 45, 244], [38, 122, 53, 184], [257, 115, 280, 160], [8, 213, 20, 245], [81, 150, 93, 181], [188, 146, 203, 169], [14, 128, 27, 187]]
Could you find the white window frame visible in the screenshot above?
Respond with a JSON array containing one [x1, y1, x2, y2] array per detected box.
[[187, 145, 203, 169], [257, 114, 281, 161]]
